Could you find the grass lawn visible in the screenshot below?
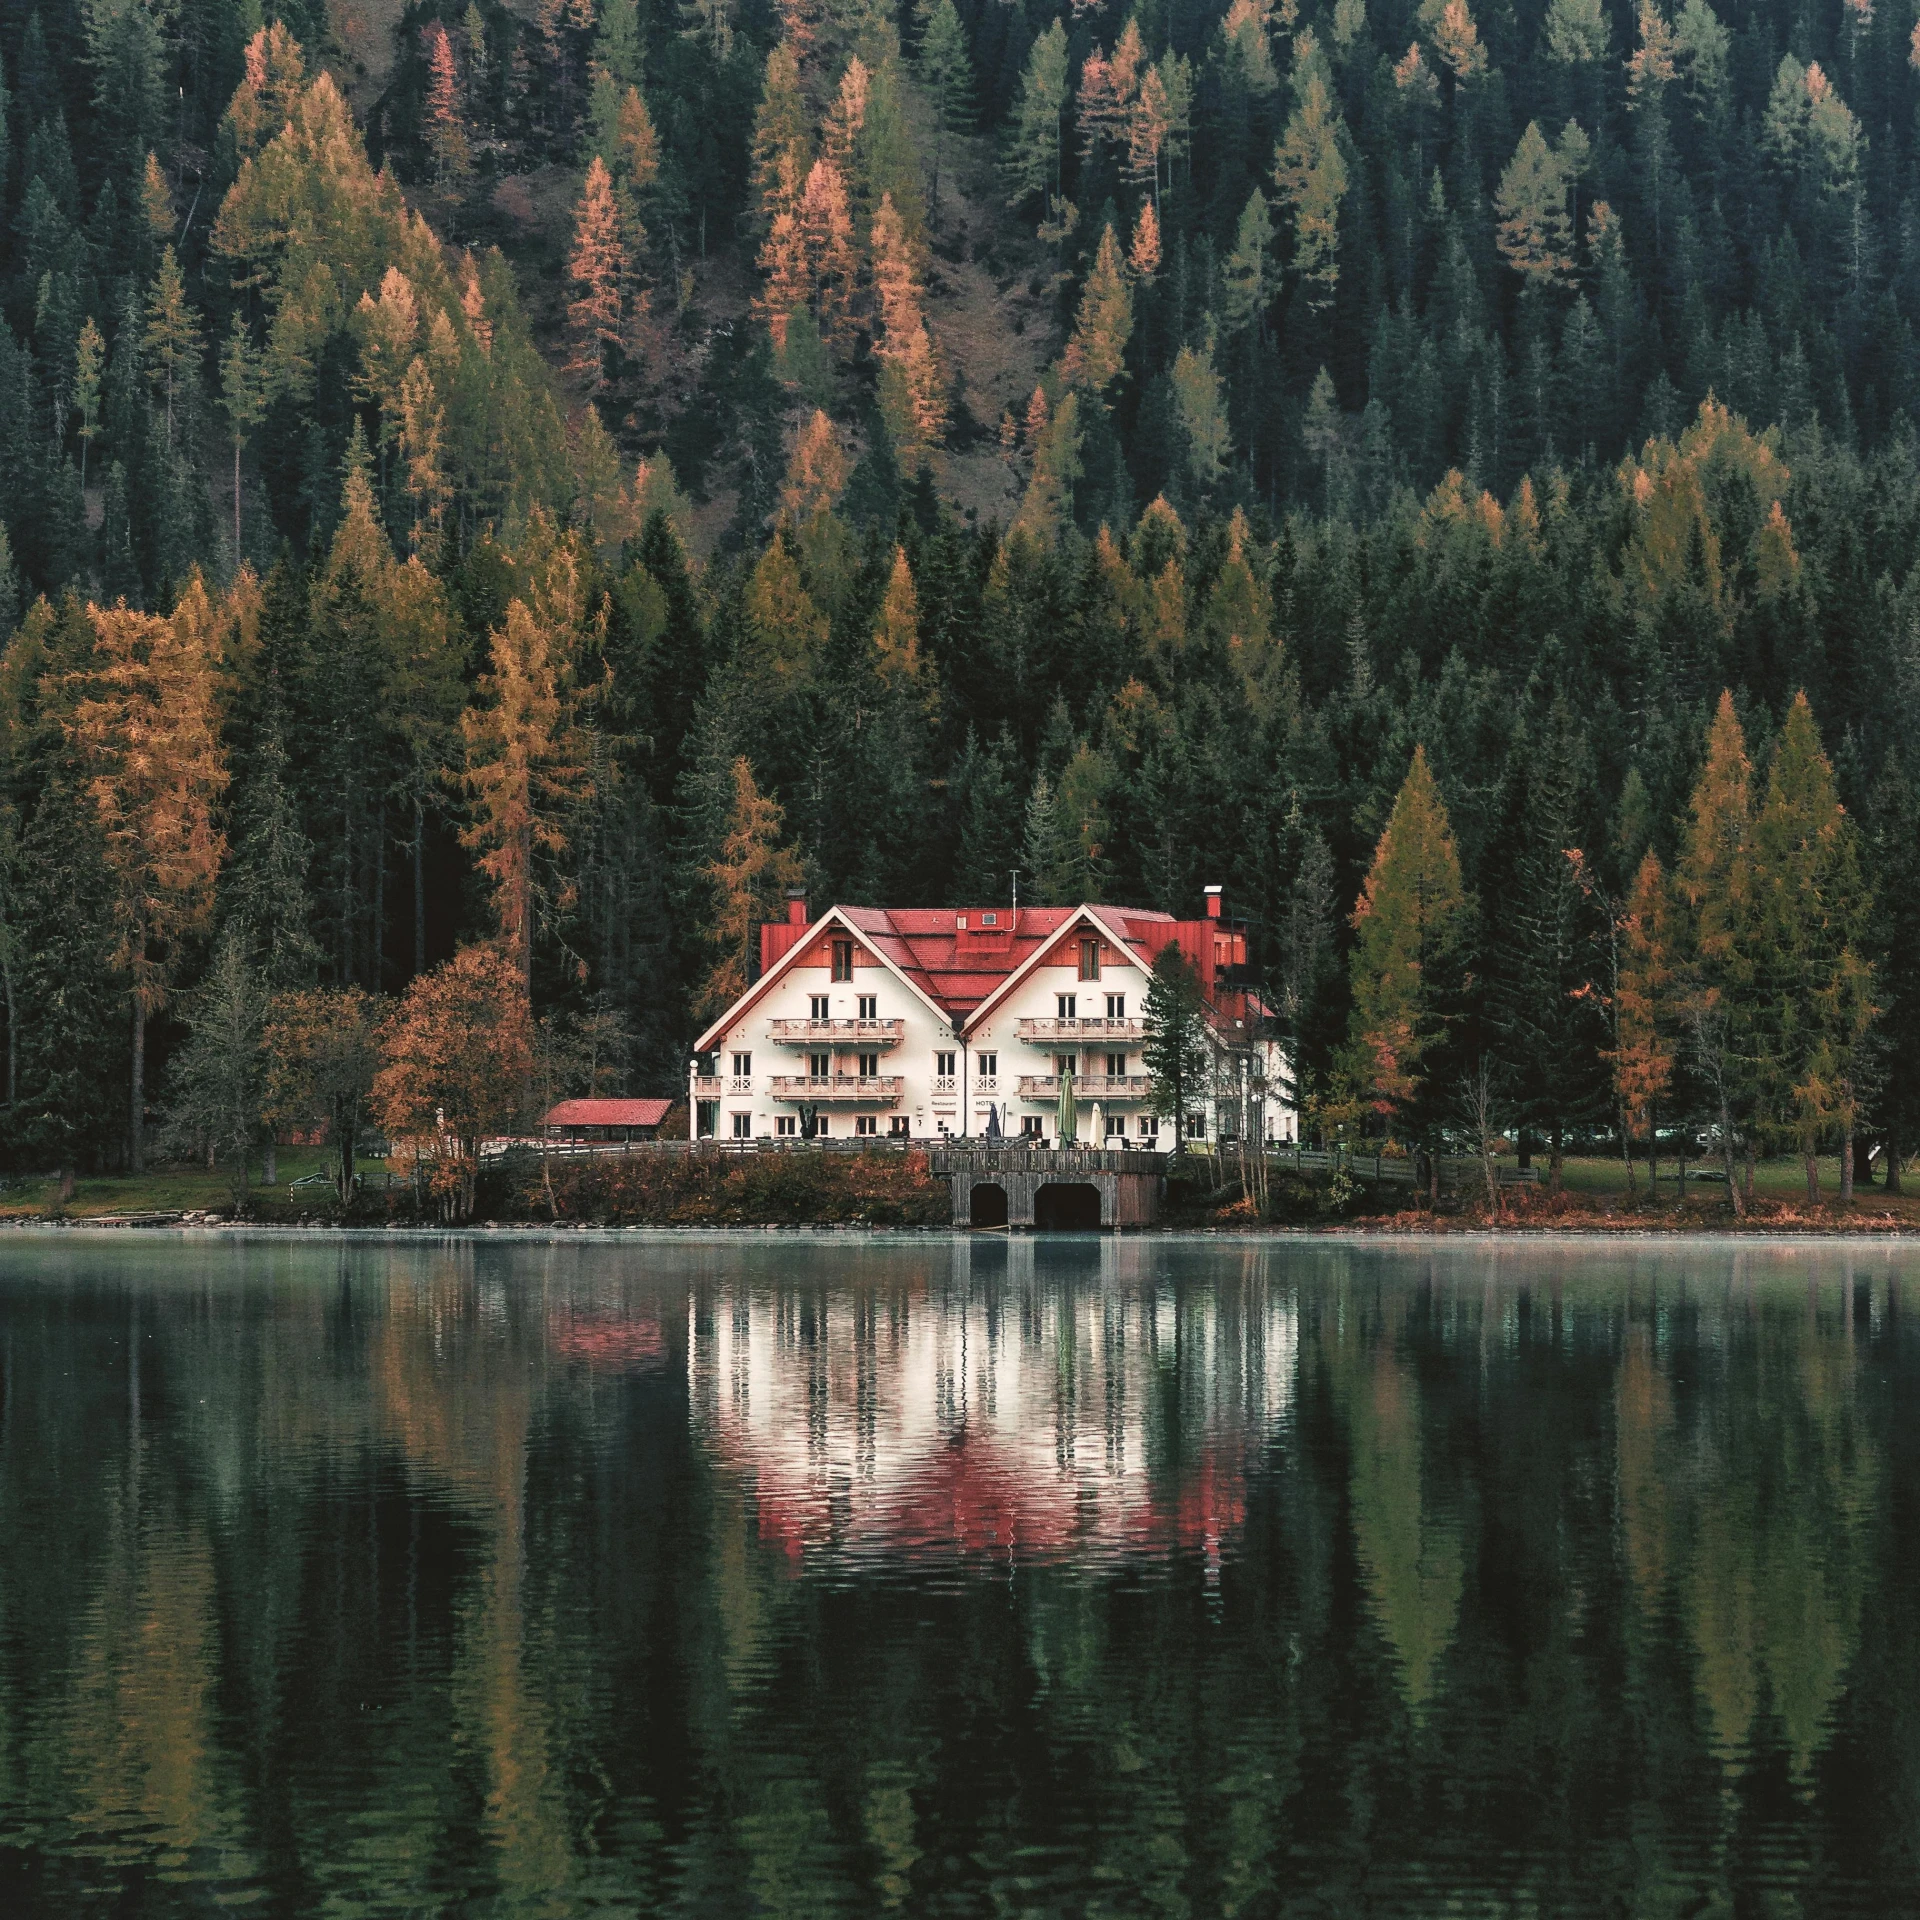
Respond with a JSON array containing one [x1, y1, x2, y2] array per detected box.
[[1463, 1151, 1920, 1223], [0, 1145, 382, 1220], [1536, 1151, 1864, 1194]]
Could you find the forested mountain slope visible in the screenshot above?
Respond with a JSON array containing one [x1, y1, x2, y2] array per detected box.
[[1, 0, 1919, 1187]]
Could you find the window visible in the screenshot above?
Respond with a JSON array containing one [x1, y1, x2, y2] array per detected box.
[[731, 1052, 752, 1078], [1187, 1112, 1207, 1139], [856, 1115, 878, 1136], [832, 939, 855, 982], [1106, 993, 1125, 1019], [696, 1100, 719, 1138], [1139, 1115, 1159, 1140], [976, 1051, 997, 1078], [776, 1115, 797, 1136], [731, 1112, 753, 1139], [1020, 1115, 1045, 1139], [982, 911, 998, 926], [809, 1051, 831, 1078], [889, 1116, 910, 1136], [1106, 1052, 1127, 1077], [816, 1116, 830, 1136], [1079, 938, 1100, 980], [857, 1052, 880, 1077], [857, 994, 877, 1019], [1056, 1053, 1077, 1079], [809, 995, 829, 1019], [1057, 993, 1077, 1019], [935, 1051, 956, 1077], [1105, 1114, 1127, 1138]]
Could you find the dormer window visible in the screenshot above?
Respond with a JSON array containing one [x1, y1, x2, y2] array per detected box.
[[982, 912, 998, 926]]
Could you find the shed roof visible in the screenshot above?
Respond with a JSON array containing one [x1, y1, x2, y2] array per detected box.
[[544, 1098, 673, 1128]]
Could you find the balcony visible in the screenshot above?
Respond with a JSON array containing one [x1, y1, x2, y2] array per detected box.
[[768, 1075, 905, 1103], [1015, 1016, 1146, 1043], [1016, 1074, 1154, 1100], [692, 1076, 720, 1098], [693, 1076, 754, 1098], [767, 1017, 905, 1046]]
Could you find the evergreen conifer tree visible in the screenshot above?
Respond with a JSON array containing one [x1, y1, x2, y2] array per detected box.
[[915, 0, 972, 211], [1144, 944, 1211, 1152], [1749, 691, 1874, 1203], [1488, 700, 1611, 1190], [142, 246, 202, 446], [163, 927, 270, 1202], [1609, 850, 1681, 1194], [1003, 20, 1069, 211]]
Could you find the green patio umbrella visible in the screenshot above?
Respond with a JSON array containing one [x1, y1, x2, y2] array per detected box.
[[1057, 1059, 1077, 1145]]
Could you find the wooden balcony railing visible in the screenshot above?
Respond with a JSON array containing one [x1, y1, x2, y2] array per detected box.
[[1014, 1016, 1146, 1043], [767, 1075, 905, 1102], [1015, 1074, 1154, 1099], [766, 1018, 905, 1046]]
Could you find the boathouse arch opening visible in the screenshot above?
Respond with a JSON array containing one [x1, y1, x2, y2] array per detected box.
[[970, 1182, 1010, 1228], [1034, 1182, 1102, 1231]]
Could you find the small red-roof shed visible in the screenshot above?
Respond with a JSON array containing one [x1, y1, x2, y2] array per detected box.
[[544, 1098, 673, 1140]]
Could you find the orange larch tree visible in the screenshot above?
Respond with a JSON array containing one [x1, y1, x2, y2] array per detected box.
[[461, 534, 597, 991], [701, 758, 805, 1017], [566, 156, 630, 386], [1062, 223, 1134, 393], [798, 156, 858, 346], [869, 192, 947, 454], [72, 580, 230, 1169], [421, 21, 473, 197], [1342, 745, 1470, 1130]]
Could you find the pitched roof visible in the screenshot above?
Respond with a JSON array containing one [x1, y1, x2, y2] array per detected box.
[[544, 1098, 674, 1128], [697, 905, 1184, 1050]]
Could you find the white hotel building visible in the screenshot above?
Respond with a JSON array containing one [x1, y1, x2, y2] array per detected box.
[[689, 891, 1294, 1146]]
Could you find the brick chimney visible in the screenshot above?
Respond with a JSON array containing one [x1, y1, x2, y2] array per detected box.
[[1204, 885, 1223, 920], [787, 887, 809, 926]]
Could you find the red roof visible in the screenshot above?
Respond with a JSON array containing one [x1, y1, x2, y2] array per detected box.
[[703, 902, 1253, 1052], [544, 1098, 673, 1128]]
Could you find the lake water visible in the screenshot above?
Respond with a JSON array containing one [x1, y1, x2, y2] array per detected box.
[[0, 1230, 1914, 1917]]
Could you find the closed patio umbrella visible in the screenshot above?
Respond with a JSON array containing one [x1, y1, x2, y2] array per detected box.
[[1057, 1060, 1077, 1145], [985, 1103, 1002, 1139]]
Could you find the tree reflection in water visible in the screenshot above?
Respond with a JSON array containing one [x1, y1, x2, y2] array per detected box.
[[0, 1233, 1912, 1915]]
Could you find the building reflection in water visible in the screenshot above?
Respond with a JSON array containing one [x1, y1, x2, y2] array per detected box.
[[687, 1238, 1297, 1572]]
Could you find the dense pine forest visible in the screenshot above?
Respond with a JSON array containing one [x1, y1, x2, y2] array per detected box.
[[2, 0, 1919, 1197]]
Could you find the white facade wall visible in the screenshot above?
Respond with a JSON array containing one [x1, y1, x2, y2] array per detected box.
[[964, 946, 1159, 1145], [691, 939, 963, 1140]]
